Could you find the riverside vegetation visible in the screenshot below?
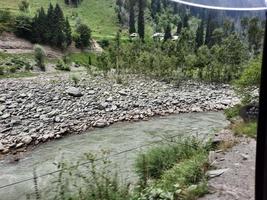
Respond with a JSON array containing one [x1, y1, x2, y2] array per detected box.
[[27, 137, 214, 200]]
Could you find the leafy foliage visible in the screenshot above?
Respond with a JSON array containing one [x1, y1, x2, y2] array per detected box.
[[74, 23, 91, 49], [34, 45, 46, 71]]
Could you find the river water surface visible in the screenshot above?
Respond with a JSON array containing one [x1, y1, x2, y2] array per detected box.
[[0, 111, 229, 200]]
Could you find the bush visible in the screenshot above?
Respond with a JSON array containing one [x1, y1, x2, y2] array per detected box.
[[224, 104, 242, 120], [156, 153, 208, 192], [135, 137, 211, 184], [236, 56, 261, 88], [0, 10, 13, 33], [14, 15, 32, 41], [34, 45, 46, 71], [71, 74, 80, 86], [33, 152, 131, 200], [56, 59, 70, 71], [9, 66, 17, 73], [74, 23, 91, 49], [0, 66, 4, 75], [98, 39, 110, 48]]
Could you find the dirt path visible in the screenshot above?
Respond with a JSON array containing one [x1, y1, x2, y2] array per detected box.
[[0, 32, 103, 57], [200, 131, 256, 200]]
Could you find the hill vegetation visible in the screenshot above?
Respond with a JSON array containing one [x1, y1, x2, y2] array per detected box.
[[0, 0, 119, 39]]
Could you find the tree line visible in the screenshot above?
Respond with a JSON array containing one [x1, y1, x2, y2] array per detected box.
[[14, 3, 91, 50]]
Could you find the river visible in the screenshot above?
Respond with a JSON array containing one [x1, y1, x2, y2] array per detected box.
[[0, 111, 229, 200]]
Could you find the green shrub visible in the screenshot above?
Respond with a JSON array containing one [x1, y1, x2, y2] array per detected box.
[[136, 153, 209, 200], [236, 56, 261, 88], [157, 153, 208, 191], [56, 59, 70, 71], [8, 66, 17, 73], [98, 39, 110, 48], [135, 137, 211, 184], [71, 75, 80, 86], [224, 104, 242, 120], [34, 44, 46, 71], [34, 152, 131, 200], [0, 66, 4, 75]]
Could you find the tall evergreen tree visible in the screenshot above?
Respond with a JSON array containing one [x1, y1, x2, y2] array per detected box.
[[138, 0, 145, 40], [205, 11, 217, 47], [176, 21, 182, 35], [196, 20, 204, 48], [32, 7, 47, 43], [52, 4, 65, 47], [46, 3, 55, 41], [164, 23, 172, 41], [183, 14, 189, 28], [64, 18, 72, 46], [129, 0, 136, 34], [151, 0, 160, 19]]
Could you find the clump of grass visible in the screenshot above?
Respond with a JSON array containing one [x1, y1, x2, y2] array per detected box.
[[56, 59, 71, 71], [224, 104, 242, 120], [135, 137, 212, 186], [232, 121, 257, 138], [0, 66, 4, 75], [70, 75, 80, 86], [31, 152, 131, 200], [136, 151, 210, 200], [156, 153, 209, 193]]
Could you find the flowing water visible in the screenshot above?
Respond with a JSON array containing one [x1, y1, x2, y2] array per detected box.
[[0, 112, 229, 200]]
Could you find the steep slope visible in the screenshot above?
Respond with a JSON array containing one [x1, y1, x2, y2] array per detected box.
[[0, 0, 119, 39]]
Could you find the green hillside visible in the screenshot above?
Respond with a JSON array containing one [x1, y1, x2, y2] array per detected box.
[[0, 0, 120, 39]]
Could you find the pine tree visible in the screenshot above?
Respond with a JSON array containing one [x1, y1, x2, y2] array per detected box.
[[164, 23, 172, 41], [138, 0, 145, 40], [129, 0, 136, 34], [183, 14, 189, 28], [75, 24, 91, 49], [205, 11, 217, 47], [52, 4, 65, 47], [46, 3, 55, 41], [176, 21, 182, 35], [31, 7, 47, 43], [64, 18, 72, 46], [196, 20, 204, 48], [151, 0, 160, 19]]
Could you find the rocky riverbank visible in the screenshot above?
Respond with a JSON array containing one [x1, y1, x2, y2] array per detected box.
[[0, 73, 239, 154]]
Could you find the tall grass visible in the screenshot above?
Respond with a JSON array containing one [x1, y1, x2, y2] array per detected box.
[[135, 137, 212, 185], [29, 137, 212, 200]]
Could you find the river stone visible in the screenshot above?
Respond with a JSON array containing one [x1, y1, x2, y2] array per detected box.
[[0, 105, 5, 112], [1, 113, 10, 119], [0, 142, 4, 151], [88, 90, 95, 95], [0, 97, 5, 103], [118, 90, 127, 96], [94, 119, 108, 128], [106, 97, 113, 102], [67, 87, 83, 97], [16, 143, 24, 148], [206, 168, 229, 178], [22, 136, 32, 145]]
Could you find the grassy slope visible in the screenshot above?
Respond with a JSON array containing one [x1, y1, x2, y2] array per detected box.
[[0, 0, 119, 39]]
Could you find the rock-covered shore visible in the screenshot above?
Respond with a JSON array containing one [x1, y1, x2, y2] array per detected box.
[[0, 74, 239, 154]]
